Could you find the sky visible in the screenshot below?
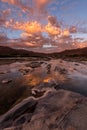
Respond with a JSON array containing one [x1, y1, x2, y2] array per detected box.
[[0, 0, 87, 52]]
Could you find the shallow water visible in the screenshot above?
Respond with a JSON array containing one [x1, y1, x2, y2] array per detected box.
[[0, 59, 87, 97]]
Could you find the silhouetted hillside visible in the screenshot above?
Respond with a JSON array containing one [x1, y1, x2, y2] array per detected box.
[[0, 46, 45, 57], [60, 47, 87, 58], [0, 45, 87, 59]]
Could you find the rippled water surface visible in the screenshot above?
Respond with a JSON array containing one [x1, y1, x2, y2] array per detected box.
[[0, 59, 87, 95]]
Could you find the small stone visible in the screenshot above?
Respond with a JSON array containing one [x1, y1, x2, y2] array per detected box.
[[29, 62, 42, 68], [2, 79, 12, 84], [67, 126, 77, 130]]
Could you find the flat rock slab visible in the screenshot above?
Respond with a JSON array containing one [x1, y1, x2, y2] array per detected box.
[[0, 89, 87, 130]]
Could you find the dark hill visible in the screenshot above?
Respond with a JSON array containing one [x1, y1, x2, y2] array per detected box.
[[0, 46, 45, 57], [0, 45, 87, 59]]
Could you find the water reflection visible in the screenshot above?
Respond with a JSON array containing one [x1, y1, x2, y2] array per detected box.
[[20, 67, 67, 87], [0, 59, 87, 96]]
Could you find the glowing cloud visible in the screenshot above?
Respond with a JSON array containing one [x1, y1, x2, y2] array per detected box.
[[45, 23, 61, 35], [62, 29, 70, 37], [34, 0, 53, 8], [1, 0, 33, 13], [12, 21, 42, 34]]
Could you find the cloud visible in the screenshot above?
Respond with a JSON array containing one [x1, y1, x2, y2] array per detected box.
[[0, 9, 11, 27], [16, 21, 42, 35], [1, 0, 33, 13], [76, 42, 87, 48], [69, 26, 77, 33], [34, 0, 53, 9], [0, 17, 6, 26], [0, 33, 8, 41], [1, 0, 53, 14], [45, 16, 62, 36], [5, 15, 63, 37], [45, 23, 61, 36], [48, 16, 60, 27], [62, 29, 70, 37], [21, 33, 51, 47], [2, 0, 53, 10], [5, 21, 42, 34], [0, 30, 87, 52], [4, 17, 78, 51]]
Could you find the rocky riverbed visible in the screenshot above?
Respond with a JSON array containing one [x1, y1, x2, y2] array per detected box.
[[0, 58, 87, 130]]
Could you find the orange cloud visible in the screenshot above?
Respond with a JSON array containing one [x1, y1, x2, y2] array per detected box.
[[5, 19, 73, 39], [45, 16, 71, 37], [75, 41, 87, 48], [1, 0, 52, 14], [5, 18, 77, 40], [12, 21, 42, 34], [45, 23, 61, 35], [5, 20, 43, 35], [34, 0, 52, 8], [1, 0, 33, 13], [62, 29, 70, 37], [24, 42, 38, 47]]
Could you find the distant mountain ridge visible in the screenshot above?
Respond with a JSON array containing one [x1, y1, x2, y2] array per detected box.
[[0, 46, 45, 57], [0, 45, 87, 58]]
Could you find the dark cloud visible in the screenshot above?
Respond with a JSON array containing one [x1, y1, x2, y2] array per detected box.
[[48, 16, 60, 27], [69, 26, 77, 33]]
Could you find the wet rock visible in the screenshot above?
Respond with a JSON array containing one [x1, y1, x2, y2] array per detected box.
[[46, 64, 51, 74], [0, 71, 7, 74], [66, 126, 77, 130], [0, 90, 87, 130], [19, 68, 32, 75], [75, 63, 79, 66], [28, 62, 43, 68], [63, 101, 87, 130], [73, 68, 77, 70], [54, 66, 67, 74], [36, 81, 58, 90], [14, 116, 26, 125], [22, 90, 85, 130], [14, 113, 32, 126], [1, 79, 12, 84], [0, 99, 37, 129], [32, 89, 45, 98]]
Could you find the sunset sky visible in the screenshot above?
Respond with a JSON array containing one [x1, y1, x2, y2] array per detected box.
[[0, 0, 87, 52]]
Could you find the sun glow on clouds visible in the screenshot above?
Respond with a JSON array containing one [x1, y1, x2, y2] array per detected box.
[[63, 29, 70, 37], [45, 23, 61, 35], [35, 0, 52, 8], [15, 21, 42, 34], [0, 0, 87, 51], [5, 19, 71, 38]]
